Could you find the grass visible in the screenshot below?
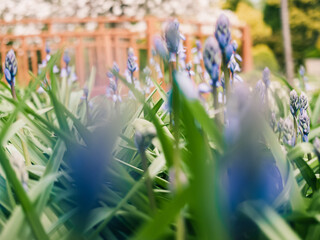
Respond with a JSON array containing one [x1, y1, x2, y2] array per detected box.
[[0, 33, 320, 240]]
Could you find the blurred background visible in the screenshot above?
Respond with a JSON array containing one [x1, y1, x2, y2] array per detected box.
[[0, 0, 319, 89]]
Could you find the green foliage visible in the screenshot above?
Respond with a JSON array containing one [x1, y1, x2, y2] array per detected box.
[[236, 2, 272, 44], [263, 0, 320, 67], [253, 44, 279, 72], [0, 43, 320, 240]]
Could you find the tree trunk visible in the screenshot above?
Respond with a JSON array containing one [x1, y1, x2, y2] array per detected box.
[[280, 0, 294, 84]]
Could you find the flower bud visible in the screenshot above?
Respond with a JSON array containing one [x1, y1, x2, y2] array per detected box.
[[215, 14, 231, 50], [283, 117, 295, 146], [224, 43, 234, 64], [270, 112, 277, 131], [299, 110, 310, 142], [299, 92, 308, 112], [277, 117, 284, 134], [290, 90, 299, 116], [133, 119, 157, 153], [4, 49, 18, 86], [262, 67, 270, 88], [63, 50, 71, 66], [127, 49, 137, 73], [113, 62, 120, 73], [203, 36, 221, 84], [165, 19, 181, 54], [299, 65, 305, 77], [45, 42, 51, 54], [154, 36, 169, 61]]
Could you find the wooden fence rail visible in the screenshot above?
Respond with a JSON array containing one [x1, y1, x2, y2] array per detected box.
[[0, 16, 253, 94]]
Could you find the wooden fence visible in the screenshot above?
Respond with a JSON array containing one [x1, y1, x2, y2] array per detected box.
[[0, 16, 253, 94]]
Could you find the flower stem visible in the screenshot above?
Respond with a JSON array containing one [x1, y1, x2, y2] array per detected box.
[[140, 150, 156, 212], [222, 53, 230, 95]]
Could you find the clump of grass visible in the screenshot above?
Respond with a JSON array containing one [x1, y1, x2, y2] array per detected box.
[[0, 14, 320, 240]]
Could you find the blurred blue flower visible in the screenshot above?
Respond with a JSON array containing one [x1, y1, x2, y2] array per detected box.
[[215, 14, 231, 50], [282, 117, 295, 146], [262, 67, 270, 88], [63, 50, 71, 66], [224, 43, 234, 64], [290, 90, 299, 116], [113, 61, 120, 73], [4, 49, 18, 86], [165, 19, 181, 54], [154, 36, 169, 61], [45, 42, 51, 54], [299, 110, 310, 142], [299, 92, 308, 113], [203, 36, 221, 86], [127, 49, 138, 73]]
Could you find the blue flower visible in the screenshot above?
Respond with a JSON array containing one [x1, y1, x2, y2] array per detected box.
[[215, 14, 231, 50], [224, 43, 234, 64], [299, 110, 310, 142], [262, 67, 270, 88], [165, 19, 181, 54], [290, 90, 299, 116], [154, 36, 169, 61], [63, 51, 71, 66], [45, 42, 51, 54], [4, 49, 18, 86], [113, 62, 120, 73], [203, 36, 221, 86], [127, 51, 137, 73], [299, 92, 308, 113]]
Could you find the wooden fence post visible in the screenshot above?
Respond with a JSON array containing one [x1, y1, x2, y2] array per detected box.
[[146, 16, 156, 61], [241, 25, 253, 72]]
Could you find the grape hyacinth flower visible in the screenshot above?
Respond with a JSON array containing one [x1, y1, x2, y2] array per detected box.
[[154, 36, 169, 61], [185, 62, 195, 78], [228, 55, 242, 84], [61, 50, 71, 77], [270, 112, 277, 132], [113, 61, 120, 74], [299, 92, 308, 113], [215, 14, 231, 50], [45, 42, 51, 62], [262, 67, 270, 89], [203, 36, 221, 86], [127, 48, 138, 86], [165, 19, 181, 55], [215, 14, 232, 94], [165, 19, 184, 62], [4, 49, 18, 88], [106, 72, 121, 103], [299, 110, 310, 142], [203, 36, 221, 110], [134, 120, 157, 211], [282, 117, 295, 146], [290, 90, 299, 117], [299, 65, 309, 90], [127, 49, 137, 74], [63, 50, 71, 66]]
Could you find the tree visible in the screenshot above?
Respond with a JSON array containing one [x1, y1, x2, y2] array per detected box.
[[264, 0, 320, 69]]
